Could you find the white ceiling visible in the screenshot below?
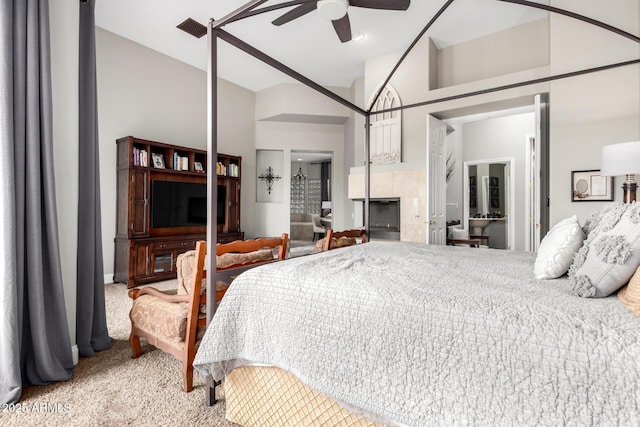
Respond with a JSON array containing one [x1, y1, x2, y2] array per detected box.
[[95, 0, 549, 93]]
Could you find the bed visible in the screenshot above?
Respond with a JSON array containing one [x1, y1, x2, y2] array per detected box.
[[193, 238, 640, 426]]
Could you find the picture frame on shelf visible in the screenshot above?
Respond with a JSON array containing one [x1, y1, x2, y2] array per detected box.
[[571, 169, 613, 202], [194, 161, 204, 173], [151, 153, 165, 169]]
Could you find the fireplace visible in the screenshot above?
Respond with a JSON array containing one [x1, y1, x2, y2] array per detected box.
[[364, 198, 400, 240]]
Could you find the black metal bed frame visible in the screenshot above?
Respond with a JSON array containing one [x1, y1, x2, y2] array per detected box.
[[204, 0, 640, 405]]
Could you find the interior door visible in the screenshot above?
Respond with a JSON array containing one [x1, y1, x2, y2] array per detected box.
[[426, 115, 447, 244]]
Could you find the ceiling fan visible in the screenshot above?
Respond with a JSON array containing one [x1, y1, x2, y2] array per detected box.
[[272, 0, 411, 43]]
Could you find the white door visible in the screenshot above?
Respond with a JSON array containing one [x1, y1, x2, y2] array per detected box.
[[426, 115, 447, 244]]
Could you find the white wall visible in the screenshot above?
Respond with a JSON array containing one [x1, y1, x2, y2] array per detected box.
[[256, 150, 285, 203], [548, 0, 640, 225], [255, 122, 346, 238], [356, 1, 639, 241], [50, 0, 80, 360], [96, 28, 257, 280], [256, 83, 351, 121], [438, 19, 549, 88]]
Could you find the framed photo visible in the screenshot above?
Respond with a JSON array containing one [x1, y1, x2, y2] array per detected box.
[[571, 170, 613, 202], [194, 161, 204, 173], [151, 153, 165, 169], [489, 176, 499, 187]]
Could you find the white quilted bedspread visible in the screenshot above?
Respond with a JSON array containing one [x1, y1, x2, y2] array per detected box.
[[193, 241, 640, 426]]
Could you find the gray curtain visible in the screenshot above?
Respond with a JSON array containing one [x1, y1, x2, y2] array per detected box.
[[0, 0, 74, 405], [77, 0, 111, 357]]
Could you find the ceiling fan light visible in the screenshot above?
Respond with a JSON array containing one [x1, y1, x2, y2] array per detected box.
[[318, 0, 349, 20]]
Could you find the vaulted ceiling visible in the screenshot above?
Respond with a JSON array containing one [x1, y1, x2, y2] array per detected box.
[[95, 0, 549, 92]]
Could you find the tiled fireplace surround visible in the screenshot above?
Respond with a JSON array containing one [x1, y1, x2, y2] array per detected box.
[[348, 169, 426, 243]]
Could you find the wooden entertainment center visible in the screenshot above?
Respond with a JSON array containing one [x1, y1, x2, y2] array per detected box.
[[113, 136, 243, 288]]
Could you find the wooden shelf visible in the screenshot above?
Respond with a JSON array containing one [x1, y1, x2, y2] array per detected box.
[[114, 136, 243, 288]]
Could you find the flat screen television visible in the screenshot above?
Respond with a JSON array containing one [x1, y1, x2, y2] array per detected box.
[[150, 180, 226, 228]]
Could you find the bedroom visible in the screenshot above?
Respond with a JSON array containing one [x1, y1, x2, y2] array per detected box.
[[2, 0, 639, 423]]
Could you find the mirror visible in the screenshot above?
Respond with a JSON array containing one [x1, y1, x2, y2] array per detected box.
[[465, 160, 512, 250], [468, 163, 505, 218]]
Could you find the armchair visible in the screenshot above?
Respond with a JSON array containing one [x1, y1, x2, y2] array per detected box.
[[128, 240, 207, 392], [128, 234, 289, 392]]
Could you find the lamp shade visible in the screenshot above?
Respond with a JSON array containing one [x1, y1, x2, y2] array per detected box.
[[321, 201, 332, 209], [601, 141, 640, 176]]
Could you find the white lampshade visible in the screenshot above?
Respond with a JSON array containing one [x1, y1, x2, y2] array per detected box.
[[321, 201, 332, 209], [601, 141, 640, 176]]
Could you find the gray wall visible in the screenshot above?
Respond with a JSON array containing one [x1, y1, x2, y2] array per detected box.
[[96, 28, 257, 282]]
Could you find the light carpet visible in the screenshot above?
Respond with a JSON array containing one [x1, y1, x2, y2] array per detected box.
[[1, 281, 235, 427]]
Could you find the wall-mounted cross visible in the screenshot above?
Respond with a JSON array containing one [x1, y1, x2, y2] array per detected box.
[[258, 166, 281, 194]]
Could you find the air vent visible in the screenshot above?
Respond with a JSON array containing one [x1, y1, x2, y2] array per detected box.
[[177, 18, 207, 39]]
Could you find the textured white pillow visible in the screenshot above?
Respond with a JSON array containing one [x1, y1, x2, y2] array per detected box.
[[570, 203, 640, 297], [534, 215, 585, 279]]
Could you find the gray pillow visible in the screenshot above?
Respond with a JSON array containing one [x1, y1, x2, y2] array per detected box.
[[569, 202, 640, 297]]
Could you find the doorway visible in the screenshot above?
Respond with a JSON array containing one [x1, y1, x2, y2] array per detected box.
[[432, 98, 549, 251], [289, 151, 332, 247]]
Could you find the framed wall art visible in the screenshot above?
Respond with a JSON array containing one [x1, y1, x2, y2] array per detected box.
[[571, 170, 613, 202]]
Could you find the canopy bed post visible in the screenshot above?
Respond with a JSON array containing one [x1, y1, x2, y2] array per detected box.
[[205, 18, 219, 406], [364, 114, 371, 237]]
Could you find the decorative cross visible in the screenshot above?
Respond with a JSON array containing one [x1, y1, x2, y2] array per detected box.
[[258, 166, 281, 194]]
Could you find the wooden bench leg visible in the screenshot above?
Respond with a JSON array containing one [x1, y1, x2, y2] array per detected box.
[[129, 332, 142, 359]]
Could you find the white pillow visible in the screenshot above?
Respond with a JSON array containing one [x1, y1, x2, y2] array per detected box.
[[534, 215, 585, 279], [570, 203, 640, 297]]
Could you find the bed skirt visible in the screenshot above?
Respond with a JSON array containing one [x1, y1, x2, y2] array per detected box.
[[225, 366, 385, 427]]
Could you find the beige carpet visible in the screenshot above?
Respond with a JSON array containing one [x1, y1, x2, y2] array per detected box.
[[2, 281, 235, 427]]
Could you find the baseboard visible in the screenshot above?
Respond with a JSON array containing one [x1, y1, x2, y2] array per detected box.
[[71, 345, 79, 366], [104, 274, 112, 285]]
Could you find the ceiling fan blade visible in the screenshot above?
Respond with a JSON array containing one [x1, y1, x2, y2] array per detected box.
[[332, 13, 352, 43], [272, 2, 318, 26], [349, 0, 410, 10]]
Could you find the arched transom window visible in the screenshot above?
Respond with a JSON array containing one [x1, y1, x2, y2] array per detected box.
[[369, 84, 402, 165]]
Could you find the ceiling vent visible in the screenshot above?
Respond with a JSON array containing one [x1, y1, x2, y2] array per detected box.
[[177, 18, 207, 39]]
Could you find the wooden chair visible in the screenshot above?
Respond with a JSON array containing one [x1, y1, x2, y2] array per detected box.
[[214, 233, 289, 300], [128, 234, 289, 392], [128, 240, 207, 393], [322, 228, 367, 251]]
